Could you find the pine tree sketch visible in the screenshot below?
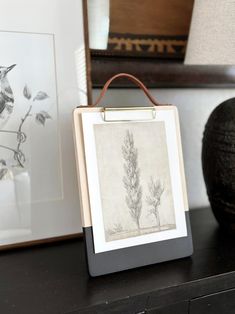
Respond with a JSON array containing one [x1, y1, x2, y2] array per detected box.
[[146, 177, 164, 227], [122, 130, 142, 230]]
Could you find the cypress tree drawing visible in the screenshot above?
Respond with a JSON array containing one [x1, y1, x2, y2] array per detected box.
[[122, 130, 142, 230], [146, 177, 164, 227]]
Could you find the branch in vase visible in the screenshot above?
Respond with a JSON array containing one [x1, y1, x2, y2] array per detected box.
[[14, 105, 32, 167]]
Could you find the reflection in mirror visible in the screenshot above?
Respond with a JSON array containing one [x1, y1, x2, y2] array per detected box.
[[87, 0, 110, 49], [87, 0, 194, 60]]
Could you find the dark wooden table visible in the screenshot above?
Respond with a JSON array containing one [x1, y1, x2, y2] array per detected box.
[[1, 208, 235, 314]]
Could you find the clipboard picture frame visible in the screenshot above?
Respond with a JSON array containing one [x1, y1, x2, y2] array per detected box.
[[73, 105, 193, 276]]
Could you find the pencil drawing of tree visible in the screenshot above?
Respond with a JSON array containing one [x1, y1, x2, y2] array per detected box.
[[0, 84, 51, 169], [146, 177, 164, 227], [122, 130, 142, 230]]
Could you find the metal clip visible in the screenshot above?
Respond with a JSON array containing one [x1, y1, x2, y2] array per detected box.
[[102, 107, 156, 122]]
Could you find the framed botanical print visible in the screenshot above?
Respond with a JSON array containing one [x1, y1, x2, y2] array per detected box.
[[73, 104, 193, 276], [0, 0, 88, 248]]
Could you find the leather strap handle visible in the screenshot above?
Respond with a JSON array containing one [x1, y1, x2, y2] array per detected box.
[[91, 73, 165, 107]]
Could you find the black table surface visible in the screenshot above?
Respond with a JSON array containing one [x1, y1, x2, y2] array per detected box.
[[1, 207, 235, 314]]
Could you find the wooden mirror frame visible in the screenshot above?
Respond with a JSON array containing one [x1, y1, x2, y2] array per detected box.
[[82, 0, 235, 90]]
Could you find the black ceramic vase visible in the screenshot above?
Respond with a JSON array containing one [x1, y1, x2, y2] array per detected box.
[[202, 98, 235, 233]]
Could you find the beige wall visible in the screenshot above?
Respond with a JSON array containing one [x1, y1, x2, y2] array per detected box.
[[93, 88, 235, 209]]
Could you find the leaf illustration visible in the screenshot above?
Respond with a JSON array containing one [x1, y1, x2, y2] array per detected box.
[[35, 111, 52, 126], [33, 91, 49, 101], [41, 110, 51, 119], [5, 104, 13, 114], [0, 159, 6, 166], [0, 168, 8, 180], [23, 85, 32, 100]]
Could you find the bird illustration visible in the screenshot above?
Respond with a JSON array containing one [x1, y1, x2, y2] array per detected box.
[[0, 64, 16, 126]]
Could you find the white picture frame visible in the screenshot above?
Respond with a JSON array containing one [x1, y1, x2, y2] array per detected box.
[[0, 0, 87, 248]]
